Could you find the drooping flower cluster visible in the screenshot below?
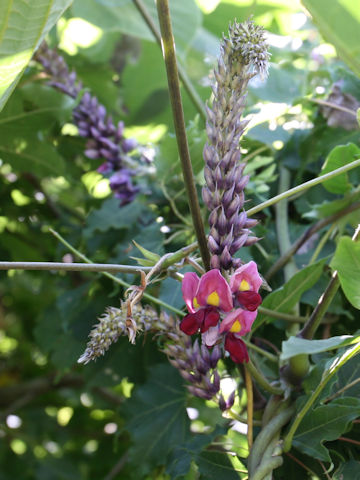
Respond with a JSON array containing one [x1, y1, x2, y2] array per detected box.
[[180, 261, 262, 363], [202, 19, 270, 270], [78, 302, 235, 406], [34, 42, 143, 205]]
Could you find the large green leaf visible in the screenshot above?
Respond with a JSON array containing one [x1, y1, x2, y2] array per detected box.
[[302, 0, 360, 77], [253, 259, 326, 330], [124, 363, 190, 473], [320, 143, 360, 194], [331, 236, 360, 309], [281, 334, 360, 361], [71, 0, 201, 57], [0, 0, 72, 111], [293, 397, 360, 461]]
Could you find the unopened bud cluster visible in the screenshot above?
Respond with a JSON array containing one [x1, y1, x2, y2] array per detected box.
[[77, 303, 158, 364], [202, 19, 270, 271], [35, 43, 141, 205]]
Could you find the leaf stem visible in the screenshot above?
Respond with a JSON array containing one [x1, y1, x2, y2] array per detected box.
[[49, 228, 185, 317], [245, 366, 254, 449], [266, 198, 360, 280], [242, 339, 278, 363], [283, 341, 360, 452], [299, 224, 360, 339], [245, 360, 283, 396], [156, 0, 210, 271], [133, 0, 206, 120], [246, 159, 360, 217]]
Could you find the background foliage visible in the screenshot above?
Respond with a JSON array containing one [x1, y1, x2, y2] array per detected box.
[[1, 0, 360, 478]]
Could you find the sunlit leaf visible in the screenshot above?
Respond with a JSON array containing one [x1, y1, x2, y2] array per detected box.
[[0, 0, 72, 111]]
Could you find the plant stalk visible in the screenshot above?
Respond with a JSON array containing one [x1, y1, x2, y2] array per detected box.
[[245, 360, 283, 396], [156, 0, 210, 271], [246, 159, 360, 217]]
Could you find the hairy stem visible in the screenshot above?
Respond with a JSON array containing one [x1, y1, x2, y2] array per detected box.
[[49, 228, 185, 316], [245, 366, 254, 449], [246, 159, 360, 217], [156, 0, 210, 271]]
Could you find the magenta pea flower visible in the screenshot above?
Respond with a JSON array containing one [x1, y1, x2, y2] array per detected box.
[[180, 269, 233, 335], [224, 333, 249, 363], [230, 261, 262, 312]]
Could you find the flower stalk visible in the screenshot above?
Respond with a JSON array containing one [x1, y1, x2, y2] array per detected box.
[[156, 0, 211, 270]]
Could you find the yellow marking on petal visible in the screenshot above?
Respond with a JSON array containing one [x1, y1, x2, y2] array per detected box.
[[230, 320, 242, 333], [239, 280, 250, 291], [193, 297, 200, 309], [207, 291, 220, 307]]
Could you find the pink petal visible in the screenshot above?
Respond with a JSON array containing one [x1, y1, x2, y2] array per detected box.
[[225, 334, 249, 363], [219, 309, 257, 335], [230, 261, 262, 293], [180, 310, 204, 335], [197, 269, 233, 312], [182, 272, 200, 313]]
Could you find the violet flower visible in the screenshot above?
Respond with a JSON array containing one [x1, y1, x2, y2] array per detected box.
[[34, 42, 142, 205], [202, 19, 270, 270]]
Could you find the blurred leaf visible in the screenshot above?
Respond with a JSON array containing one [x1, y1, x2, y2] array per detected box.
[[250, 64, 303, 104], [281, 334, 360, 361], [302, 0, 360, 77], [254, 259, 326, 330], [71, 0, 201, 56], [331, 236, 360, 309], [166, 425, 227, 479], [124, 363, 190, 473], [320, 143, 360, 194], [293, 397, 360, 461], [84, 198, 146, 237], [197, 450, 240, 480], [333, 460, 360, 480], [0, 0, 72, 111]]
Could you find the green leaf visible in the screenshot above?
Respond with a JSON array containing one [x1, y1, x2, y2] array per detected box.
[[293, 398, 360, 461], [0, 0, 72, 111], [84, 198, 146, 237], [197, 450, 240, 480], [253, 259, 326, 330], [301, 0, 360, 77], [331, 236, 360, 309], [71, 0, 201, 57], [124, 363, 190, 473], [166, 425, 228, 479], [334, 460, 360, 480], [281, 334, 360, 361], [320, 143, 360, 194]]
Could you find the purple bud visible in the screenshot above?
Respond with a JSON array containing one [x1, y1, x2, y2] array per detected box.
[[208, 235, 220, 254], [210, 345, 222, 368], [244, 236, 261, 246], [216, 207, 228, 236], [212, 371, 220, 393], [229, 233, 248, 254], [204, 166, 215, 191], [219, 394, 227, 412], [84, 149, 99, 159], [187, 386, 213, 400], [220, 246, 232, 269], [226, 390, 236, 409], [202, 187, 213, 210], [122, 138, 137, 153], [210, 255, 221, 269]]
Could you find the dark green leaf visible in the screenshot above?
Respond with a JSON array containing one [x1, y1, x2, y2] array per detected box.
[[197, 450, 240, 480], [125, 364, 190, 472], [333, 460, 360, 480], [293, 397, 360, 461], [330, 236, 360, 309]]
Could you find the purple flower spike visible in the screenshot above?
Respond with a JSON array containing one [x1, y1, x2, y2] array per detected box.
[[34, 42, 143, 206]]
